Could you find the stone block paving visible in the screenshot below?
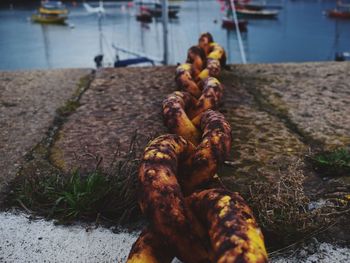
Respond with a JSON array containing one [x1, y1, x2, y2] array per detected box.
[[51, 67, 176, 173], [233, 62, 350, 150], [1, 63, 349, 244], [220, 62, 350, 198], [0, 69, 91, 198], [49, 64, 350, 198]]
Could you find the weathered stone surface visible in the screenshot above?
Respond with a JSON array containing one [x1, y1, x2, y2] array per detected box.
[[218, 62, 350, 248], [220, 71, 307, 185], [50, 63, 349, 200], [46, 62, 349, 207], [229, 62, 350, 150], [219, 62, 350, 198], [0, 69, 91, 199], [1, 62, 349, 249], [51, 67, 176, 173]]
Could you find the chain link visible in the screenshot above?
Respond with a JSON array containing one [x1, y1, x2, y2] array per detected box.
[[127, 33, 268, 263]]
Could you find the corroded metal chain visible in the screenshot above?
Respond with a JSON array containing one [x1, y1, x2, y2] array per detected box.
[[127, 33, 268, 263]]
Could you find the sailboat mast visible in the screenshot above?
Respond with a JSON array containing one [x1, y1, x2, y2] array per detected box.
[[161, 0, 169, 65], [228, 0, 247, 64], [98, 15, 103, 55]]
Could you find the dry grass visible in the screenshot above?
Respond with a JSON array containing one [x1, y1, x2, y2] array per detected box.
[[248, 158, 350, 252], [248, 159, 322, 249]]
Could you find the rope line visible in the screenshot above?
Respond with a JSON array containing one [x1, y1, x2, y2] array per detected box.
[[127, 33, 267, 263]]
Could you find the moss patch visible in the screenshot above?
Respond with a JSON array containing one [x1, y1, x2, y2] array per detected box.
[[56, 100, 80, 116], [55, 74, 92, 117]]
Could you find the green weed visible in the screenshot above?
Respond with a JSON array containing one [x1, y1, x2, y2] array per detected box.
[[10, 133, 141, 225], [311, 148, 350, 177]]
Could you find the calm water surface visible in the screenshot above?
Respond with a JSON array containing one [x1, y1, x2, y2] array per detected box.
[[0, 0, 349, 69]]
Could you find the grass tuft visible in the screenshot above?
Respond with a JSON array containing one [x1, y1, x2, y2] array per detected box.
[[311, 148, 350, 177], [9, 133, 141, 225]]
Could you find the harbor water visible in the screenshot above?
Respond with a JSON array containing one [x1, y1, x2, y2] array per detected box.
[[0, 0, 350, 70]]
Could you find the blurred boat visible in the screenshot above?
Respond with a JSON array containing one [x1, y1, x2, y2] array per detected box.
[[136, 8, 153, 23], [326, 0, 350, 19], [31, 14, 67, 24], [112, 44, 161, 67], [114, 57, 155, 67], [135, 0, 180, 9], [38, 1, 68, 15], [222, 17, 248, 32], [327, 9, 350, 19], [135, 1, 181, 18], [236, 7, 279, 18], [31, 1, 68, 24], [237, 1, 283, 11], [147, 5, 180, 18], [238, 3, 263, 11], [335, 51, 350, 61]]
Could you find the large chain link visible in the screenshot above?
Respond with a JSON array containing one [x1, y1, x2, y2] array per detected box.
[[127, 33, 268, 263]]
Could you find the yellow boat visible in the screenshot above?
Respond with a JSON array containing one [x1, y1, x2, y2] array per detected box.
[[39, 7, 68, 15], [31, 1, 68, 25], [31, 14, 67, 24]]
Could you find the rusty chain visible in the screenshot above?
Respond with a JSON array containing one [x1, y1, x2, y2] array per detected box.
[[127, 33, 268, 263]]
